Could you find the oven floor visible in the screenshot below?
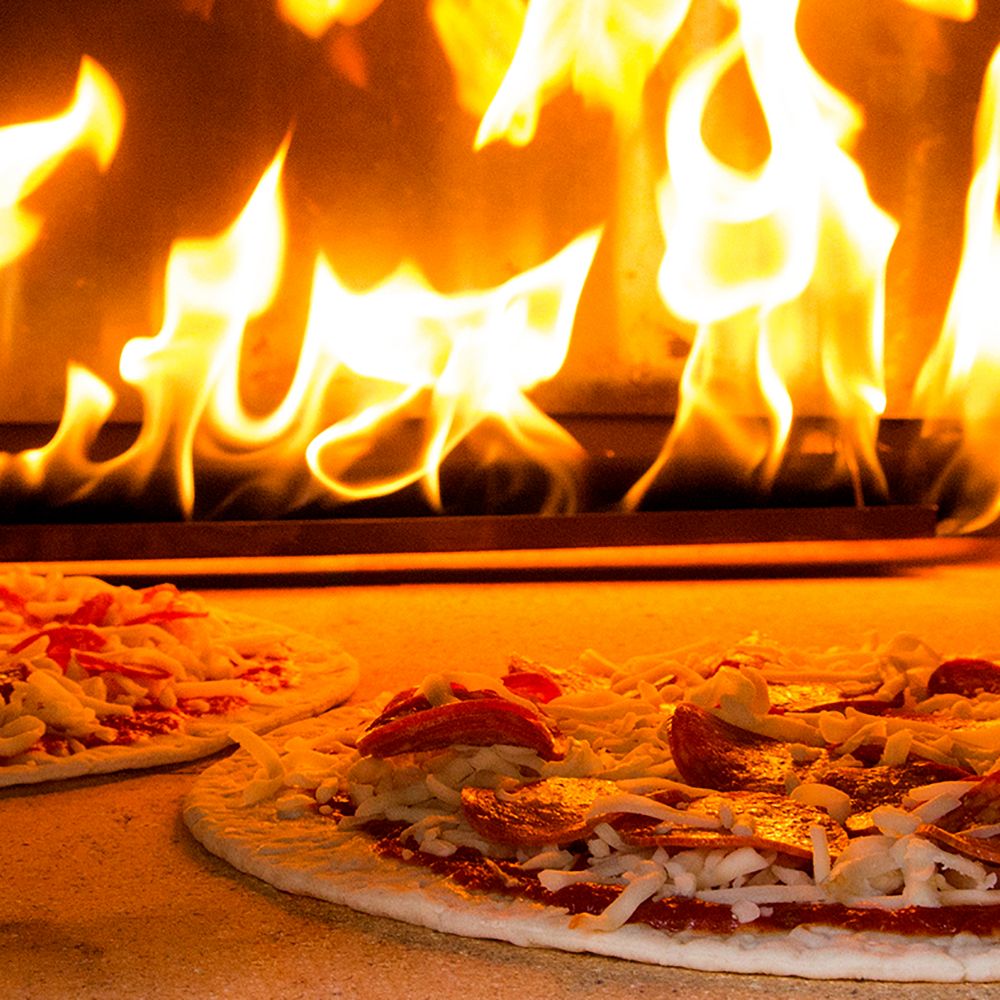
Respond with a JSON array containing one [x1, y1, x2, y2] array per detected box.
[[3, 545, 999, 999]]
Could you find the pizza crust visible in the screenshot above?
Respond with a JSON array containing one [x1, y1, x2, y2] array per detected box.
[[182, 715, 1000, 983], [0, 616, 359, 787]]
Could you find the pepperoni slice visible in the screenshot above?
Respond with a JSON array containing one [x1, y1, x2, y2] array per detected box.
[[804, 759, 973, 816], [614, 790, 849, 860], [927, 658, 1000, 699], [668, 703, 810, 793], [358, 696, 565, 760], [931, 770, 1000, 832], [462, 777, 618, 846], [917, 824, 1000, 866], [917, 769, 1000, 864]]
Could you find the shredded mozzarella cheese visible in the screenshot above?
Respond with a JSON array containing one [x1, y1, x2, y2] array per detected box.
[[236, 631, 1000, 931]]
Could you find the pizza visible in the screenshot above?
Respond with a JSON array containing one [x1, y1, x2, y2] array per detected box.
[[0, 567, 358, 785], [184, 634, 1000, 981]]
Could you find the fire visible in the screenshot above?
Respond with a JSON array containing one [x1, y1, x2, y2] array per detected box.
[[2, 3, 1000, 535], [429, 0, 526, 120], [303, 232, 599, 512], [474, 0, 692, 149], [625, 0, 896, 509], [901, 0, 977, 18], [9, 142, 289, 514], [3, 114, 599, 518], [0, 56, 123, 268], [911, 41, 1000, 534], [276, 0, 382, 37]]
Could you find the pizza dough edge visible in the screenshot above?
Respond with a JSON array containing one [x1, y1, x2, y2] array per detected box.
[[0, 621, 360, 788], [181, 714, 1000, 984]]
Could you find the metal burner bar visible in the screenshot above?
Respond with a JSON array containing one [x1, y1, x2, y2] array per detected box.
[[0, 506, 937, 562]]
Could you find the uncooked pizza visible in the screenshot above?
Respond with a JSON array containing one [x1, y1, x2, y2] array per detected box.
[[0, 568, 358, 785], [185, 634, 1000, 981]]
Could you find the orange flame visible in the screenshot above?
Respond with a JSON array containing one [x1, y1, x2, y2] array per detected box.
[[626, 0, 897, 508], [303, 231, 600, 512], [0, 56, 124, 268], [429, 0, 526, 120], [275, 0, 382, 37], [8, 141, 289, 514], [474, 0, 692, 148], [7, 126, 600, 517], [900, 0, 977, 19], [911, 42, 1000, 534]]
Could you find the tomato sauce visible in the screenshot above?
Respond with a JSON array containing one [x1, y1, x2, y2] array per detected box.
[[373, 832, 1000, 938], [239, 663, 292, 693]]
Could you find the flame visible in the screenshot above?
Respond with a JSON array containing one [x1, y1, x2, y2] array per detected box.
[[7, 141, 289, 515], [275, 0, 382, 38], [626, 0, 897, 508], [6, 125, 599, 518], [303, 231, 600, 512], [911, 42, 1000, 534], [900, 0, 977, 20], [0, 56, 124, 268], [429, 0, 526, 120], [4, 3, 996, 532], [474, 0, 692, 149]]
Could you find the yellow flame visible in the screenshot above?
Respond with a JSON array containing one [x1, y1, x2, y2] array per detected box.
[[429, 0, 526, 120], [475, 0, 691, 149], [9, 129, 598, 517], [911, 43, 1000, 533], [627, 0, 896, 508], [0, 56, 124, 268], [15, 364, 117, 492], [10, 139, 292, 516], [304, 230, 601, 512], [899, 0, 977, 20], [275, 0, 382, 37]]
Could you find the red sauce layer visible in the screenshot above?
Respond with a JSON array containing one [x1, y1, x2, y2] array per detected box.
[[373, 833, 1000, 938], [39, 708, 181, 753]]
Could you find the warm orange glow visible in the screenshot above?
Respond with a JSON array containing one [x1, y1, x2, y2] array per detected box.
[[474, 0, 691, 148], [0, 56, 124, 268], [275, 0, 381, 37], [911, 43, 1000, 534], [625, 0, 896, 509]]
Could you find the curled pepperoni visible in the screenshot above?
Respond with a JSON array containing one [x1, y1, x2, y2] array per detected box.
[[927, 658, 1000, 699], [667, 703, 809, 793], [462, 777, 617, 845], [358, 697, 565, 760], [932, 770, 1000, 833]]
